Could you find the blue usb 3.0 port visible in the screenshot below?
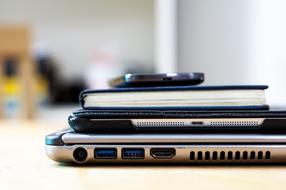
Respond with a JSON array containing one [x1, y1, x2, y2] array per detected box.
[[122, 148, 145, 159], [94, 148, 117, 159]]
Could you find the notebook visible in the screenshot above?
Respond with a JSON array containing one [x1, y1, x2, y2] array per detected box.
[[79, 85, 268, 110]]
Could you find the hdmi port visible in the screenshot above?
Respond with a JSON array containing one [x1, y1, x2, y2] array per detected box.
[[150, 148, 176, 159]]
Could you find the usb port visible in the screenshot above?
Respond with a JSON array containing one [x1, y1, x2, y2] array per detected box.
[[94, 148, 117, 159], [122, 148, 144, 159]]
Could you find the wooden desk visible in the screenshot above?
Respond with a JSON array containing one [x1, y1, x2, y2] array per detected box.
[[0, 121, 286, 190]]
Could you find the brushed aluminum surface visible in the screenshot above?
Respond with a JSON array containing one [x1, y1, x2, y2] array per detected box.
[[62, 133, 286, 144], [46, 144, 286, 164]]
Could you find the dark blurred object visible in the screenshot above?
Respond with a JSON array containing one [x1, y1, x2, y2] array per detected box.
[[50, 80, 85, 105], [36, 56, 54, 79], [34, 56, 84, 105], [4, 57, 18, 77]]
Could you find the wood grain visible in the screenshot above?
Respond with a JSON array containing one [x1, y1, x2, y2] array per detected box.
[[0, 120, 285, 190]]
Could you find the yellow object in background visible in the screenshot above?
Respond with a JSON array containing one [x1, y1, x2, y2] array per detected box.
[[2, 74, 49, 118], [3, 76, 21, 118], [3, 77, 21, 96], [35, 74, 49, 105]]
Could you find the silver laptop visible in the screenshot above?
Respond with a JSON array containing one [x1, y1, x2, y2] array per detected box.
[[45, 128, 286, 164]]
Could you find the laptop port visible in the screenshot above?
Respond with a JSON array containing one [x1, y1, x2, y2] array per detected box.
[[73, 147, 88, 162], [150, 148, 176, 159], [94, 148, 117, 159], [122, 148, 144, 159], [191, 121, 203, 125]]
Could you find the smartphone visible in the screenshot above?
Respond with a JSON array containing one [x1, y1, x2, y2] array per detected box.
[[109, 72, 204, 88]]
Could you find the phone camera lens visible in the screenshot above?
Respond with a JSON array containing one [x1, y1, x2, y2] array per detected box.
[[73, 147, 88, 162]]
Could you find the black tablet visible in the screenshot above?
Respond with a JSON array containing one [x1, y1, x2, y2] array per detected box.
[[68, 109, 286, 133]]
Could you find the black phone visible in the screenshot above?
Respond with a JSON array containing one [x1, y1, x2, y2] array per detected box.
[[109, 72, 204, 88]]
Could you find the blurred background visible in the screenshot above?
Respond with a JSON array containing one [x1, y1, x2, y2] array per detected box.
[[0, 0, 286, 121]]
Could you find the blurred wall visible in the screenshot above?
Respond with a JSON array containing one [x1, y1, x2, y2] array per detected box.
[[177, 0, 254, 85], [177, 0, 286, 105], [0, 0, 154, 80]]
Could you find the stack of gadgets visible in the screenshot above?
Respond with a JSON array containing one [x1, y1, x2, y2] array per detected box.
[[45, 73, 286, 164]]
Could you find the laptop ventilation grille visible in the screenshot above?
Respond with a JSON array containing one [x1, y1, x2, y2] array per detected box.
[[189, 150, 271, 161]]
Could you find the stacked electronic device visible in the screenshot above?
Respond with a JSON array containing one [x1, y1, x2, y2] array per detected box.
[[46, 73, 286, 164]]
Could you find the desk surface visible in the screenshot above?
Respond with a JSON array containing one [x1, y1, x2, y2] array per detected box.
[[1, 120, 286, 190]]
